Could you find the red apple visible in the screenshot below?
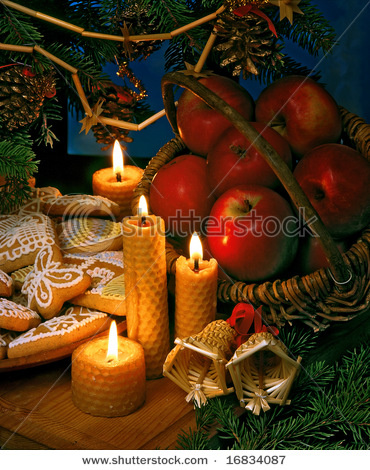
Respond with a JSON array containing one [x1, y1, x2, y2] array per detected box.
[[296, 233, 349, 275], [176, 74, 255, 157], [255, 75, 342, 158], [207, 122, 292, 198], [149, 154, 216, 237], [206, 185, 298, 282], [293, 143, 370, 238]]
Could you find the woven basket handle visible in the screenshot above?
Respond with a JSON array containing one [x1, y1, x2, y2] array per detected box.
[[161, 71, 352, 287]]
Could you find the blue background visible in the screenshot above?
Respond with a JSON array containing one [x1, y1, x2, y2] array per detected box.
[[67, 0, 370, 160]]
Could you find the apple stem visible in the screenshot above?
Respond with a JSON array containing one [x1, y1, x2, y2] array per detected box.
[[230, 144, 247, 159], [244, 199, 252, 212]]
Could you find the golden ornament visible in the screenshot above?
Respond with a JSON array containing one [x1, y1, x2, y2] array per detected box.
[[268, 0, 304, 24], [79, 99, 104, 135]]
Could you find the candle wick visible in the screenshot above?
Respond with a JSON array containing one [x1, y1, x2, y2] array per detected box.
[[193, 256, 199, 273], [141, 215, 146, 226], [116, 172, 122, 182]]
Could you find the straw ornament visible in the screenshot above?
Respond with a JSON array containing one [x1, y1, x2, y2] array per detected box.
[[268, 0, 304, 25], [226, 331, 302, 415], [163, 320, 237, 407]]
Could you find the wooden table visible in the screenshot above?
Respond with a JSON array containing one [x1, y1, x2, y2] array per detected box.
[[0, 358, 196, 450]]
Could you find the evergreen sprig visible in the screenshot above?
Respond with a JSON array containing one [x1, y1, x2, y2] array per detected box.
[[270, 0, 337, 57], [0, 134, 39, 213], [176, 335, 369, 450]]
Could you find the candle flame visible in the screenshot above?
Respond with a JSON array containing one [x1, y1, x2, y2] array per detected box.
[[138, 195, 148, 217], [112, 140, 124, 179], [189, 232, 203, 261], [106, 320, 118, 361]]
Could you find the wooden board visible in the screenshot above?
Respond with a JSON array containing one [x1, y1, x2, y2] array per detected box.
[[0, 357, 196, 450]]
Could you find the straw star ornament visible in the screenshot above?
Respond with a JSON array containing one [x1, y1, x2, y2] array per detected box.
[[268, 0, 304, 24]]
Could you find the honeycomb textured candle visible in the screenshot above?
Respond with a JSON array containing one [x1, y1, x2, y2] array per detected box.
[[122, 215, 170, 379], [175, 256, 218, 339], [92, 166, 144, 219], [71, 336, 146, 417]]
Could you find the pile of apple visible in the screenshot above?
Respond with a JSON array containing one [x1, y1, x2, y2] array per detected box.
[[150, 74, 370, 282]]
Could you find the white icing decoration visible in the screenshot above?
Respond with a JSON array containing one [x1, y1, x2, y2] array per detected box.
[[22, 245, 87, 309], [8, 308, 107, 348], [0, 298, 40, 320], [0, 214, 56, 261], [43, 194, 115, 208], [101, 274, 126, 300]]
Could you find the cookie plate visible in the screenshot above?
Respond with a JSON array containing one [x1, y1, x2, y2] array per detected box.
[[0, 318, 126, 373]]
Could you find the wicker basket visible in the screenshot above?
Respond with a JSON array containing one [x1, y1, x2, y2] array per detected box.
[[132, 72, 370, 331]]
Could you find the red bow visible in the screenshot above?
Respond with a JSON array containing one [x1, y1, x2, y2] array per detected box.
[[227, 302, 279, 347], [233, 5, 278, 38]]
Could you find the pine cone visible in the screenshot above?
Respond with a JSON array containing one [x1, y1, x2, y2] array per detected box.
[[0, 65, 56, 131], [214, 11, 283, 78], [115, 1, 162, 61], [90, 83, 135, 150]]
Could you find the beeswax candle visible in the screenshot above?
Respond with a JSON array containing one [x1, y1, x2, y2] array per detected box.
[[175, 233, 218, 339], [71, 321, 146, 417], [122, 196, 170, 379], [92, 140, 143, 219]]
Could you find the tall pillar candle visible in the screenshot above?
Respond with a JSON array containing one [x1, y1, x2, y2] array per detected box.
[[175, 233, 218, 339], [122, 196, 170, 379], [92, 140, 143, 220]]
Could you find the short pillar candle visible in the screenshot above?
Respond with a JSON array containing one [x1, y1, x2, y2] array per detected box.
[[71, 321, 146, 417], [175, 233, 218, 339], [122, 196, 170, 379], [92, 140, 144, 219]]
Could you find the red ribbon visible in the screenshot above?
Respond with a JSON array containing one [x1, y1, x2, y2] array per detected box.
[[227, 302, 279, 347], [233, 5, 278, 38]]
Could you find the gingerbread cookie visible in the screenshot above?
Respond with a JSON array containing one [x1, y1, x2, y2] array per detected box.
[[0, 213, 58, 273], [11, 186, 62, 217], [65, 252, 126, 316], [57, 217, 123, 253], [11, 265, 33, 291], [42, 194, 120, 219], [0, 269, 13, 297], [7, 306, 110, 359], [0, 329, 18, 359], [21, 244, 91, 319], [0, 298, 41, 331]]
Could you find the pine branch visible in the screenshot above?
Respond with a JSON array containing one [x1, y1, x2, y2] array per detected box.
[[0, 134, 39, 213], [268, 1, 337, 56], [175, 338, 369, 450]]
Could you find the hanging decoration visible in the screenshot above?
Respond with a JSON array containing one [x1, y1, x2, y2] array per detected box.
[[0, 64, 56, 132], [268, 0, 304, 25], [163, 320, 237, 407], [225, 303, 302, 415], [80, 82, 136, 150], [116, 1, 162, 61], [214, 9, 282, 77]]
